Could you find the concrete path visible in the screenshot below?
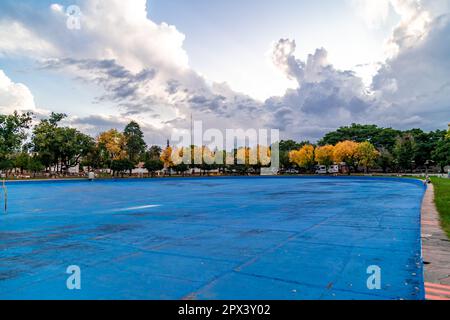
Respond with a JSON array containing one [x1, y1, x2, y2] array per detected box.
[[421, 183, 450, 300]]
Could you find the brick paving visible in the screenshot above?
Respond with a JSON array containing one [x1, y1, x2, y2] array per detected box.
[[421, 183, 450, 300]]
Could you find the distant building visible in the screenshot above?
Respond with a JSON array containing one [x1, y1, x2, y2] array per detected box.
[[132, 162, 148, 175]]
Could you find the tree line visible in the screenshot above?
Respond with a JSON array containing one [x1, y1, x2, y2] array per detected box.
[[0, 112, 155, 177], [281, 124, 450, 174], [0, 112, 449, 177]]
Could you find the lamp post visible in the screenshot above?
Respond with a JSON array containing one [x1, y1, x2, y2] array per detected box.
[[425, 160, 434, 176]]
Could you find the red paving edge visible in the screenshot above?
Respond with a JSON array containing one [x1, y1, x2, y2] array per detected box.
[[421, 183, 450, 300]]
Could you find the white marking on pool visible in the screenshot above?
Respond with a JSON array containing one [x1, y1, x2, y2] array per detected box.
[[114, 205, 161, 212]]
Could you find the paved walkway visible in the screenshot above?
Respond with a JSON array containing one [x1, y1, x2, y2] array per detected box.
[[421, 183, 450, 300]]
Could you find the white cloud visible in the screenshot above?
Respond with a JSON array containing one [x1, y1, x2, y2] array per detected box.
[[44, 0, 189, 74], [351, 0, 392, 29], [0, 0, 205, 133], [50, 3, 64, 13], [373, 12, 450, 129], [0, 0, 449, 142], [0, 21, 56, 57], [0, 69, 36, 114]]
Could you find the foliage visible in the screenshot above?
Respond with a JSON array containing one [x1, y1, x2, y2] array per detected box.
[[32, 113, 94, 173], [144, 159, 164, 176], [333, 140, 359, 172], [406, 128, 446, 167], [173, 163, 189, 174], [110, 159, 135, 176], [289, 145, 315, 170], [81, 145, 103, 170], [279, 140, 310, 169], [432, 138, 450, 172], [97, 129, 128, 163], [0, 158, 13, 172], [146, 146, 162, 161], [27, 156, 45, 174], [315, 145, 334, 169], [319, 124, 400, 151], [393, 134, 416, 172], [355, 141, 379, 173], [1, 107, 448, 177], [124, 121, 147, 164], [279, 140, 307, 152], [160, 145, 173, 169], [0, 112, 33, 157], [13, 152, 31, 173], [377, 147, 394, 173]]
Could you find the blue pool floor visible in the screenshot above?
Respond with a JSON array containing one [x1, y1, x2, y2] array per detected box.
[[0, 177, 425, 300]]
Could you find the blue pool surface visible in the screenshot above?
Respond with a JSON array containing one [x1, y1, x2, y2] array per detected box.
[[0, 177, 426, 300]]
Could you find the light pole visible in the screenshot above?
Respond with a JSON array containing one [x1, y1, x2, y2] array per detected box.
[[425, 160, 434, 176]]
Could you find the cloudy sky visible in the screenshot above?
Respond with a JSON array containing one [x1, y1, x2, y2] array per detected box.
[[0, 0, 449, 144]]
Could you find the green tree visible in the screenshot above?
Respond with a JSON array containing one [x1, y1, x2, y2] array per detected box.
[[173, 163, 189, 175], [406, 129, 446, 168], [144, 159, 164, 177], [0, 158, 13, 174], [377, 147, 394, 173], [373, 128, 403, 151], [319, 124, 401, 151], [145, 146, 162, 161], [124, 121, 147, 164], [81, 144, 103, 171], [13, 152, 31, 174], [58, 127, 95, 171], [111, 159, 135, 177], [393, 134, 416, 172], [0, 111, 33, 158], [432, 138, 450, 173], [27, 156, 45, 177], [279, 140, 305, 152], [32, 113, 94, 173], [319, 124, 380, 145]]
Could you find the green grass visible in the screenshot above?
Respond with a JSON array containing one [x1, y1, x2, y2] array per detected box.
[[431, 177, 450, 238]]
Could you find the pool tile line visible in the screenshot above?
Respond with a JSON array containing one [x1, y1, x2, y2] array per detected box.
[[182, 231, 306, 300]]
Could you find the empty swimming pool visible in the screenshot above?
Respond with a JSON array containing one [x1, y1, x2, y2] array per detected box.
[[0, 177, 426, 300]]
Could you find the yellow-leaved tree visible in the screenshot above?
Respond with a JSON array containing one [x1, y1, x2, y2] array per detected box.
[[289, 145, 315, 171], [171, 147, 189, 166], [236, 147, 251, 166], [315, 145, 335, 171], [160, 145, 173, 169], [333, 141, 359, 174], [356, 141, 379, 173], [97, 129, 127, 161], [257, 145, 271, 167]]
